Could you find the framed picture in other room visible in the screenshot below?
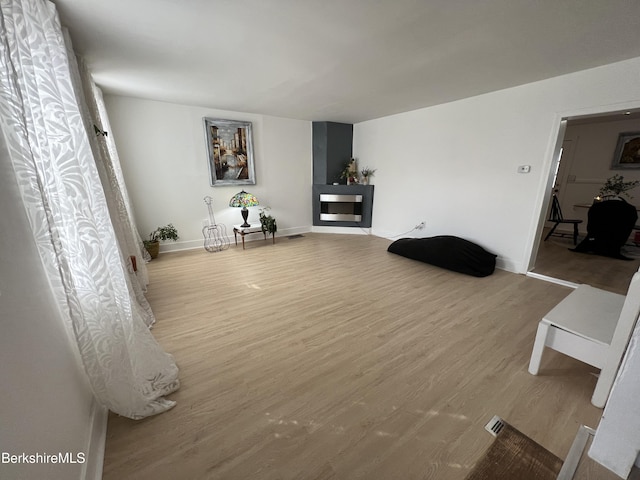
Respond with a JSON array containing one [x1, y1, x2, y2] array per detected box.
[[611, 131, 640, 169], [204, 118, 256, 186]]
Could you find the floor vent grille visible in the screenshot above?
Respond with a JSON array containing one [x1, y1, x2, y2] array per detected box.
[[485, 415, 506, 437]]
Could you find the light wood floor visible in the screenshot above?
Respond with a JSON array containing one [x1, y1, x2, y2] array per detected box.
[[103, 233, 603, 480], [532, 230, 640, 294]]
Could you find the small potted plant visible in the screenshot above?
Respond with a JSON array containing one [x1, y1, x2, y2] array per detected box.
[[259, 207, 277, 236], [598, 174, 640, 200], [360, 167, 376, 185], [144, 223, 179, 259]]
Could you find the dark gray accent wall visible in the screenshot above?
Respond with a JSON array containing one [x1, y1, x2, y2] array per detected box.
[[312, 122, 353, 185], [312, 121, 374, 227]]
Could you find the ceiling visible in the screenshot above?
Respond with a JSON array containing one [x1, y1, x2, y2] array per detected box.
[[53, 0, 640, 124]]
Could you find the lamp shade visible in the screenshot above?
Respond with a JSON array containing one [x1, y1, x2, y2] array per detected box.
[[229, 190, 259, 228], [228, 190, 259, 208]]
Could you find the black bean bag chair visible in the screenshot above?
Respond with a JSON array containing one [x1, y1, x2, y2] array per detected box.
[[387, 235, 497, 277]]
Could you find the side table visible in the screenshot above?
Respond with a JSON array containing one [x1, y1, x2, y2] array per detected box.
[[232, 225, 275, 250]]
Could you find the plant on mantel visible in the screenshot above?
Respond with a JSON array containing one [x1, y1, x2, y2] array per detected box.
[[340, 158, 359, 185], [143, 223, 179, 259], [360, 167, 376, 185]]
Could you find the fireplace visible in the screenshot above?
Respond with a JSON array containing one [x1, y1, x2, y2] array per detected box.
[[312, 184, 374, 227], [320, 194, 363, 222]]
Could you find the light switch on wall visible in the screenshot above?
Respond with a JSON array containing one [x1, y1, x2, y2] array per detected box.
[[518, 165, 531, 173]]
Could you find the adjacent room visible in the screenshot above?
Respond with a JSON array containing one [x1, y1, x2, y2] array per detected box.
[[531, 113, 640, 294], [2, 1, 640, 479]]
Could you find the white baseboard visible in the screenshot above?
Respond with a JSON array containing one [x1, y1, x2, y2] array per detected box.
[[526, 271, 580, 289], [158, 226, 313, 253], [311, 226, 371, 235], [80, 400, 108, 480], [160, 238, 205, 252], [495, 257, 524, 274], [276, 226, 312, 237]]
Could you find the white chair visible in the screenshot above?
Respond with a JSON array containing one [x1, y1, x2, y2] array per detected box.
[[528, 268, 640, 408]]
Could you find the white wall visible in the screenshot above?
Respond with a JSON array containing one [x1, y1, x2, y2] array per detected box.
[[557, 117, 640, 232], [104, 96, 313, 252], [354, 56, 640, 273], [0, 138, 96, 479]]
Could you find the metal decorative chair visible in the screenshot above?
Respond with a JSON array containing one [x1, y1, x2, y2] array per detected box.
[[544, 193, 582, 245]]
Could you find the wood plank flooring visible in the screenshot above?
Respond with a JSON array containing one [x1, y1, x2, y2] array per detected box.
[[532, 232, 640, 294], [103, 233, 603, 480]]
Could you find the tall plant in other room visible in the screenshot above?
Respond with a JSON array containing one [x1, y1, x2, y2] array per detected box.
[[598, 174, 640, 199]]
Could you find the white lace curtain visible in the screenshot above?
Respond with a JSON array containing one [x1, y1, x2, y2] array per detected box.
[[68, 39, 155, 327], [0, 0, 179, 418]]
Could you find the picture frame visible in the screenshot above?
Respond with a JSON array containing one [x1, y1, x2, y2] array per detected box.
[[204, 118, 256, 186], [611, 131, 640, 169]]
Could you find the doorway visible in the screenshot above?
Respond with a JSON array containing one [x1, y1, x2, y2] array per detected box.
[[528, 110, 640, 294]]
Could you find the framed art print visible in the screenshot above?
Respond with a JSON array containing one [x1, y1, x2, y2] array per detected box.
[[611, 131, 640, 169], [204, 118, 256, 186]]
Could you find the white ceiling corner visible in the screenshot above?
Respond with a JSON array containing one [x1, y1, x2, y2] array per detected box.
[[52, 0, 640, 123]]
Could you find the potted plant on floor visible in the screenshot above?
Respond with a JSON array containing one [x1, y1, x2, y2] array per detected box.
[[144, 223, 179, 259]]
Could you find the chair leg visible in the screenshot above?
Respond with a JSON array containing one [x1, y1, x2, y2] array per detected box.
[[592, 362, 617, 408], [572, 223, 579, 245], [528, 322, 550, 375], [544, 222, 559, 241]]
